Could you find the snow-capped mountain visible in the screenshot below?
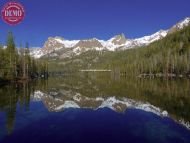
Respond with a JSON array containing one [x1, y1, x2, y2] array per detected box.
[[31, 17, 190, 59], [168, 17, 190, 34], [32, 90, 168, 116]]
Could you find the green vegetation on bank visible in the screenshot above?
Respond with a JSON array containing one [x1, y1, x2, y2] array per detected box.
[[0, 32, 48, 82], [50, 25, 190, 77], [93, 25, 190, 76]]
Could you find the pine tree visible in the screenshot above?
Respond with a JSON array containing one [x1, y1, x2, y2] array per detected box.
[[25, 42, 31, 78], [6, 32, 17, 79]]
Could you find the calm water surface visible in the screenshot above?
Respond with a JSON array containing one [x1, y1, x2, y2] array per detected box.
[[0, 73, 190, 143]]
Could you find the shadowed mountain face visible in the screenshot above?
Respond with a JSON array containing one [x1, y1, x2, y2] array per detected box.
[[74, 39, 103, 49]]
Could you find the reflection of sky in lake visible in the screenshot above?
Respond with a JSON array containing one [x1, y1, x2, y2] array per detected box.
[[1, 76, 190, 143], [0, 94, 190, 143]]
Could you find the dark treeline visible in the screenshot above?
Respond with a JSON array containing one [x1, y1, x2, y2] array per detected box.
[[92, 25, 190, 77], [0, 32, 48, 82]]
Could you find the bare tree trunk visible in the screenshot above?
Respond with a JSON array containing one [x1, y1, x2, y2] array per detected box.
[[27, 64, 29, 78], [23, 51, 26, 78], [15, 58, 17, 78]]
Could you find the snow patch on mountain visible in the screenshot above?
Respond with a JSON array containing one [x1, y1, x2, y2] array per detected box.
[[30, 48, 45, 58], [55, 101, 80, 111], [133, 30, 168, 45], [54, 37, 79, 48], [30, 17, 190, 58], [173, 17, 190, 30]]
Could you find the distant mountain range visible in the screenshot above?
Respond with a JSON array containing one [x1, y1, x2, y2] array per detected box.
[[30, 17, 190, 59]]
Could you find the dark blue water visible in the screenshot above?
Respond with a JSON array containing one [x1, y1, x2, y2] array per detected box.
[[0, 101, 190, 143]]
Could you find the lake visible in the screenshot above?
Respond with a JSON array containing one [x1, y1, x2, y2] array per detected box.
[[0, 73, 190, 143]]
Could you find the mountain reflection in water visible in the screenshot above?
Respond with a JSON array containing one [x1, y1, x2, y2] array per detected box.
[[0, 74, 190, 143], [32, 90, 168, 116]]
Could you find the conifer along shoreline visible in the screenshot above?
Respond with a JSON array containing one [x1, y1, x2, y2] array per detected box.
[[46, 25, 190, 78], [0, 32, 48, 83]]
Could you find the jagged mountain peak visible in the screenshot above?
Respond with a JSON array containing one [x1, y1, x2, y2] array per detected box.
[[114, 33, 126, 39], [46, 36, 79, 48], [110, 33, 127, 45], [42, 37, 65, 54]]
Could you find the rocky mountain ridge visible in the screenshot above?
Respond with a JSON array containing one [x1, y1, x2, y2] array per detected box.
[[30, 17, 190, 59]]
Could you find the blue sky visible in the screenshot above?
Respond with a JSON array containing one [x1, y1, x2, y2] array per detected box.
[[0, 0, 190, 47]]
